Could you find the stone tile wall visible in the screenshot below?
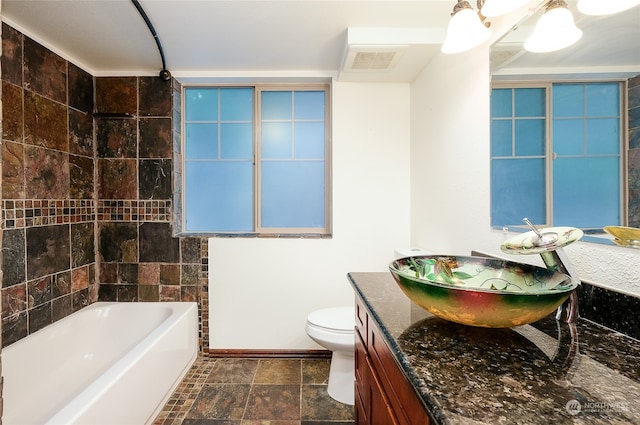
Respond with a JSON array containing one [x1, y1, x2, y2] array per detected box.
[[1, 24, 209, 350], [1, 23, 97, 346], [629, 74, 640, 228]]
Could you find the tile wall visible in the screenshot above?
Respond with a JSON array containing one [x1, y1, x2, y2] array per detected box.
[[1, 23, 97, 346], [629, 74, 640, 228], [1, 23, 208, 350]]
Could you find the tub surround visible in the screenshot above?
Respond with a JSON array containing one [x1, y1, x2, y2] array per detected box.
[[349, 272, 640, 424], [1, 23, 209, 350], [1, 22, 98, 346]]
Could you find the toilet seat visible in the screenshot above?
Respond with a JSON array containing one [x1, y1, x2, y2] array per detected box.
[[306, 306, 354, 333]]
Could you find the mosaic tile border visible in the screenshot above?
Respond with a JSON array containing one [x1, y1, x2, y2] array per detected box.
[[153, 356, 213, 425], [2, 199, 95, 229], [1, 199, 173, 229], [97, 200, 172, 222]]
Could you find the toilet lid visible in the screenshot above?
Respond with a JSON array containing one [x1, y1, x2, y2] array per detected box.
[[307, 306, 355, 331]]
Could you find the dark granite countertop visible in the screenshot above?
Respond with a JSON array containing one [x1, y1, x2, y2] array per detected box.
[[348, 272, 640, 425]]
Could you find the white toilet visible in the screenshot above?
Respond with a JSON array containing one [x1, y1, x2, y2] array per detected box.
[[305, 306, 355, 405]]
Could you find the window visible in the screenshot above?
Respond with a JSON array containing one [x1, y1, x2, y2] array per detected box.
[[491, 82, 624, 229], [182, 84, 331, 235]]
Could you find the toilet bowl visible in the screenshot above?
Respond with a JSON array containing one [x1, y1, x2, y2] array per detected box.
[[305, 306, 355, 405]]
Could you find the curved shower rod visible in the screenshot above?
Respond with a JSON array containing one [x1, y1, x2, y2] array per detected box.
[[130, 0, 171, 81]]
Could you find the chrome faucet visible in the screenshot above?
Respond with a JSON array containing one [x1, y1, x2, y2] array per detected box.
[[541, 248, 581, 322], [523, 218, 582, 323]]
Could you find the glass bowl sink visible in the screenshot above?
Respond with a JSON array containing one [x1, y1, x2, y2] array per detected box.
[[389, 255, 577, 328], [603, 226, 640, 247]]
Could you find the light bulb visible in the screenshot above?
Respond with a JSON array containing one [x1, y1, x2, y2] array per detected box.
[[441, 7, 492, 54], [524, 5, 582, 53]]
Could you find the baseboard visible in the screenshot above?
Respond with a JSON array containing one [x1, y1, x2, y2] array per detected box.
[[206, 348, 332, 358]]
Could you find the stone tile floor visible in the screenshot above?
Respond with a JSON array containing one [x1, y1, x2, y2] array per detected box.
[[153, 355, 355, 425]]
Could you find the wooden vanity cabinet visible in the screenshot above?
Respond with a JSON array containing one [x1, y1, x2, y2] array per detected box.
[[354, 296, 431, 425]]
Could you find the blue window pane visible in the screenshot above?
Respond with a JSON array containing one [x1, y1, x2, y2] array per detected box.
[[553, 84, 584, 117], [220, 88, 253, 121], [186, 123, 218, 159], [586, 83, 619, 117], [553, 119, 583, 156], [491, 158, 546, 226], [262, 91, 292, 120], [185, 161, 253, 232], [553, 157, 620, 227], [491, 89, 512, 118], [515, 88, 545, 117], [294, 122, 324, 159], [220, 123, 253, 159], [185, 88, 218, 121], [586, 119, 620, 155], [491, 120, 512, 157], [514, 119, 545, 156], [294, 91, 325, 120], [261, 161, 325, 228], [262, 122, 292, 159]]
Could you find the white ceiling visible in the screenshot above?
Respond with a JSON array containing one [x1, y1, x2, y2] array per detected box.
[[0, 0, 453, 82], [2, 0, 638, 83]]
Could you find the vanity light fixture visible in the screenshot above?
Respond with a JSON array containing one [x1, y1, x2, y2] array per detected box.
[[441, 0, 492, 54], [524, 0, 582, 53], [480, 0, 531, 17], [577, 0, 640, 16]]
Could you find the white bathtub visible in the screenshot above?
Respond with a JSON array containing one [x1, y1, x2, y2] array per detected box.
[[3, 301, 198, 425]]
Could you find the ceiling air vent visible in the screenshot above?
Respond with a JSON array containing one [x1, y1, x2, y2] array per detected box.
[[342, 45, 407, 71]]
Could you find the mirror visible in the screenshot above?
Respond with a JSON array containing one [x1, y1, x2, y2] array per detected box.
[[491, 2, 640, 80], [490, 1, 640, 248]]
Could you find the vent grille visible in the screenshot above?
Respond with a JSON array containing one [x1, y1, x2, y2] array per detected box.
[[342, 45, 407, 71], [351, 51, 398, 70]]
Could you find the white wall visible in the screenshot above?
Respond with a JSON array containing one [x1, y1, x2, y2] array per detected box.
[[409, 14, 640, 297], [209, 7, 640, 350], [209, 81, 411, 349]]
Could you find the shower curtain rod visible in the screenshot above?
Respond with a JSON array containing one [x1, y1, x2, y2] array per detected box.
[[130, 0, 171, 81]]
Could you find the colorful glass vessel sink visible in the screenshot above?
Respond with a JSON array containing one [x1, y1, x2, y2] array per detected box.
[[389, 255, 577, 328], [603, 226, 640, 248]]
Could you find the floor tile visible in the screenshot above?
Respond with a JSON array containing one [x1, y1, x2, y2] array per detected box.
[[301, 359, 330, 385], [301, 385, 354, 421], [254, 359, 302, 384], [186, 383, 251, 420], [206, 358, 259, 384], [302, 422, 354, 425], [154, 355, 354, 425], [243, 384, 301, 420]]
